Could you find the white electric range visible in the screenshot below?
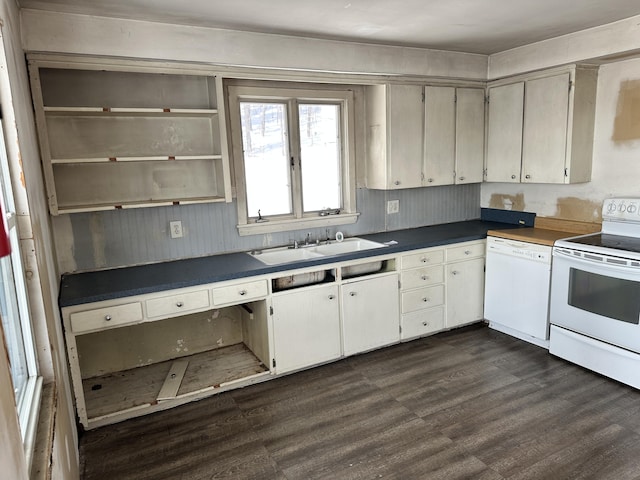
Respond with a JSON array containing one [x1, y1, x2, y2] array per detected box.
[[550, 198, 640, 388]]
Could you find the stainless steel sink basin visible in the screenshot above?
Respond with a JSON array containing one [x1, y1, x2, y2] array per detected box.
[[249, 237, 386, 266]]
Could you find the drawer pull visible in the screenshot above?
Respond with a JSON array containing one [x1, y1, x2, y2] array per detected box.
[[451, 270, 460, 275], [176, 301, 184, 308], [421, 275, 429, 280], [328, 295, 335, 300], [422, 297, 430, 303], [421, 258, 427, 263], [104, 315, 112, 321], [422, 321, 429, 327], [239, 290, 248, 296], [464, 250, 471, 255], [349, 292, 357, 297]]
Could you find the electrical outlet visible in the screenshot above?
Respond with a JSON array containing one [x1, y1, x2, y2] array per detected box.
[[387, 200, 400, 215], [169, 221, 183, 239]]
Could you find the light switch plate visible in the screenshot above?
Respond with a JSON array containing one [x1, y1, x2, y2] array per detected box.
[[387, 200, 400, 214], [169, 221, 183, 238]]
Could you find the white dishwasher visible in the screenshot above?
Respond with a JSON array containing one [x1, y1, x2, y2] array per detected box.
[[484, 236, 552, 348]]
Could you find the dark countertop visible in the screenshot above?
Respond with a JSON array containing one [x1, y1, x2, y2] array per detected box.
[[59, 219, 522, 307]]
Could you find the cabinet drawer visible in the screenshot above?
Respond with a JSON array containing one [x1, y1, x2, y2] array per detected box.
[[401, 307, 445, 340], [401, 249, 444, 269], [70, 302, 143, 333], [212, 280, 268, 306], [401, 265, 444, 290], [146, 289, 210, 318], [447, 241, 485, 262], [401, 285, 445, 314]]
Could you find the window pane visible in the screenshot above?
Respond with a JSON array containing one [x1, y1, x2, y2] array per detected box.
[[299, 104, 342, 212], [240, 102, 292, 217], [0, 247, 28, 406]]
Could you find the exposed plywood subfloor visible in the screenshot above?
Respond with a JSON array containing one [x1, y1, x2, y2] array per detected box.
[[82, 343, 268, 419]]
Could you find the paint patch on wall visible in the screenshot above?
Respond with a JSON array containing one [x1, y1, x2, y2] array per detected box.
[[555, 197, 602, 223], [612, 80, 640, 143], [488, 193, 525, 211]]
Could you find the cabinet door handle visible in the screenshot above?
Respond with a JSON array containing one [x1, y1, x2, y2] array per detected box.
[[349, 292, 357, 297], [328, 295, 335, 300], [421, 275, 429, 280], [176, 301, 184, 307], [104, 315, 112, 321], [525, 174, 531, 179], [239, 290, 247, 296], [451, 270, 460, 275], [427, 178, 434, 183], [511, 174, 516, 179], [459, 176, 465, 181], [422, 321, 429, 327], [394, 180, 400, 186]]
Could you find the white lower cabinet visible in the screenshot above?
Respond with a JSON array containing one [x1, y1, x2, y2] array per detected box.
[[446, 242, 486, 328], [342, 273, 400, 356], [271, 284, 341, 374]]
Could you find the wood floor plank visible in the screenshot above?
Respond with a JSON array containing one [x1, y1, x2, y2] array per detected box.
[[79, 323, 640, 480]]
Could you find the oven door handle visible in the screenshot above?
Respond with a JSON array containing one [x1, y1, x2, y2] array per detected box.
[[554, 249, 639, 273]]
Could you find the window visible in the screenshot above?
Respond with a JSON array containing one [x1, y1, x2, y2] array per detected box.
[[228, 83, 357, 235], [0, 118, 41, 456]]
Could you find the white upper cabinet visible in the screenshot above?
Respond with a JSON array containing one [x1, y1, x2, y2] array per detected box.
[[454, 88, 486, 184], [485, 82, 524, 183], [366, 83, 485, 190], [424, 86, 456, 186], [485, 64, 598, 184], [365, 84, 424, 189]]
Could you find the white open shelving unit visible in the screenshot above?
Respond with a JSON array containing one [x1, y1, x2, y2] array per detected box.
[[28, 57, 232, 214]]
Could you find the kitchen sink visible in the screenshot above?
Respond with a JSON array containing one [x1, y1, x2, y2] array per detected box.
[[311, 237, 387, 256], [249, 237, 387, 265], [249, 247, 324, 265]]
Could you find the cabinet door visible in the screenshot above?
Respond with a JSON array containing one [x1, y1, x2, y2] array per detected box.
[[271, 284, 341, 374], [455, 88, 485, 184], [446, 258, 485, 328], [424, 86, 456, 186], [485, 82, 524, 183], [342, 274, 400, 356], [521, 73, 570, 183], [387, 84, 424, 189]]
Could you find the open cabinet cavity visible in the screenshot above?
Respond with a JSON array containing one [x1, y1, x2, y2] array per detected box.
[[72, 301, 270, 429]]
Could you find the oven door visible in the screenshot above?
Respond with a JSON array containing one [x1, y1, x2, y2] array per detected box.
[[550, 248, 640, 353]]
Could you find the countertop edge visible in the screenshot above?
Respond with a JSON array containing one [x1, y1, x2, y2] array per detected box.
[[60, 220, 517, 307]]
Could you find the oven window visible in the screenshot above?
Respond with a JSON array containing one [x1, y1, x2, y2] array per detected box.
[[568, 268, 640, 324]]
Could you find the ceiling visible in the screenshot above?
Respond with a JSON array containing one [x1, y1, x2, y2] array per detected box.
[[17, 0, 640, 55]]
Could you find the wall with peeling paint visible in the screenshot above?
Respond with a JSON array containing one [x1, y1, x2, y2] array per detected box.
[[481, 58, 640, 223], [0, 0, 79, 478]]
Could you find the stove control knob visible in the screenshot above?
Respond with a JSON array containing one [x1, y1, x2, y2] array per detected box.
[[619, 204, 627, 212], [607, 201, 617, 213], [628, 204, 638, 214]]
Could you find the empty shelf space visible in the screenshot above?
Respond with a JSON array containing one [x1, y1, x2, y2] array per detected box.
[[82, 343, 269, 420]]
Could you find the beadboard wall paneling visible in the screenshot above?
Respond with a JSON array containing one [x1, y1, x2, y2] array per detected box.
[[53, 184, 480, 273]]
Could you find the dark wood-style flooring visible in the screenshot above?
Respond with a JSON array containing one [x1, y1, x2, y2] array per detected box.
[[79, 323, 640, 479]]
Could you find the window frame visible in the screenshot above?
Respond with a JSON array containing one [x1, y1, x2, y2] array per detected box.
[[228, 83, 358, 236], [0, 117, 42, 464]]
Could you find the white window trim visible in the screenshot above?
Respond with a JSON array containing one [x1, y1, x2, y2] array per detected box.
[[0, 118, 42, 466], [227, 83, 358, 236]]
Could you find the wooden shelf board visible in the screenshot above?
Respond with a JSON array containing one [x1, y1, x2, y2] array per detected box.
[[57, 196, 227, 214], [83, 343, 268, 420], [51, 155, 222, 164], [44, 107, 217, 115]]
